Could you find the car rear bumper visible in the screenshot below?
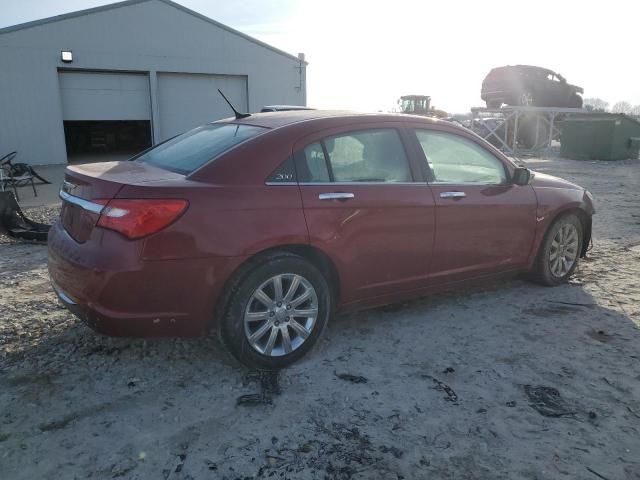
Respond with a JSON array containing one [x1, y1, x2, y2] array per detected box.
[[47, 220, 245, 337]]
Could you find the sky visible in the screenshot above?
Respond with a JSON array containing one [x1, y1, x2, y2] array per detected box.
[[2, 0, 638, 113]]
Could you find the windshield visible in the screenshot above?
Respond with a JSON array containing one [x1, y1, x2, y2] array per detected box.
[[136, 123, 266, 174]]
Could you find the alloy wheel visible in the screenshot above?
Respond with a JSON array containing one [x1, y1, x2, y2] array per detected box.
[[520, 92, 534, 106], [549, 224, 579, 278], [244, 274, 319, 357]]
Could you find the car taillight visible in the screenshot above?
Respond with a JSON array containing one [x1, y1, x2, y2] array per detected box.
[[94, 199, 188, 239]]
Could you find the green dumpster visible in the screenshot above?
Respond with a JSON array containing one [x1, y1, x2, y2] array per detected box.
[[560, 113, 640, 160]]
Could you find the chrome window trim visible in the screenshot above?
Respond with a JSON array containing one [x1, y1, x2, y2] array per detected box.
[[265, 181, 430, 186], [298, 181, 430, 186], [264, 180, 502, 187], [428, 181, 507, 186], [59, 189, 105, 214]]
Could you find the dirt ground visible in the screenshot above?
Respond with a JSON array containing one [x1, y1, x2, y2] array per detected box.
[[1, 156, 639, 480]]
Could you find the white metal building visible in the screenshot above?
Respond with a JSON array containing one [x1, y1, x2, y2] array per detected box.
[[0, 0, 307, 165]]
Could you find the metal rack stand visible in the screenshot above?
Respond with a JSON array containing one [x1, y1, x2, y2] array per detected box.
[[470, 106, 586, 155]]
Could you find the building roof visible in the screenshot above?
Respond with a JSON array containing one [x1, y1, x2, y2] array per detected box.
[[0, 0, 305, 64]]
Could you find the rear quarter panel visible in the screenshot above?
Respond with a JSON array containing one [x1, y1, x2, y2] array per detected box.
[[114, 182, 309, 259]]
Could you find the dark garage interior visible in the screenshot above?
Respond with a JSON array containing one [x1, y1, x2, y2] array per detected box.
[[63, 120, 152, 163]]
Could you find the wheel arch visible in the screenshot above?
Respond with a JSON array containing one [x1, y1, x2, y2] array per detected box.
[[544, 207, 592, 258], [212, 244, 341, 330]]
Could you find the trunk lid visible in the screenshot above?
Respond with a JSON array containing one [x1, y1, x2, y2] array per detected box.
[[60, 161, 184, 243]]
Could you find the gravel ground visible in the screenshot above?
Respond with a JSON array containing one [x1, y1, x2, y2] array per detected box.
[[1, 156, 639, 480]]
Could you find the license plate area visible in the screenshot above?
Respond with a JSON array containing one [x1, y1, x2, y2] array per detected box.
[[61, 201, 100, 243]]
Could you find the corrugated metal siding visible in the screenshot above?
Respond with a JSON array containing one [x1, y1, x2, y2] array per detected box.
[[0, 0, 305, 165], [59, 71, 151, 121], [157, 72, 247, 139]]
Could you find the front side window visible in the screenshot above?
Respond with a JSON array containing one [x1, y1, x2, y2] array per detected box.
[[137, 123, 266, 174], [415, 130, 507, 185]]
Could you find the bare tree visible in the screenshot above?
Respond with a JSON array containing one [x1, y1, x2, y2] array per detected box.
[[583, 98, 608, 112], [631, 105, 640, 116], [611, 101, 632, 114]]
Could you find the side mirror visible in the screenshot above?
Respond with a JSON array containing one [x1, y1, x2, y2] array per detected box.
[[512, 167, 531, 186]]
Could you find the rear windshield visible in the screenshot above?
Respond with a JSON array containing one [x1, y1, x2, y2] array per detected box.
[[136, 123, 266, 174]]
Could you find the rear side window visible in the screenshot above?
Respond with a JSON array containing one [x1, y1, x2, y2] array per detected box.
[[295, 129, 412, 183], [296, 142, 330, 182], [136, 124, 266, 174]]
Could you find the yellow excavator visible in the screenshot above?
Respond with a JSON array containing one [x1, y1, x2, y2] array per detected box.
[[398, 95, 430, 115], [398, 95, 447, 118]]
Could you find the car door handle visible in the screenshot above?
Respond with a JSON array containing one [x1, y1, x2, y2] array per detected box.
[[439, 191, 466, 199], [318, 192, 355, 201]]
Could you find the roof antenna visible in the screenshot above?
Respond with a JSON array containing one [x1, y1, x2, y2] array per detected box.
[[217, 89, 251, 120]]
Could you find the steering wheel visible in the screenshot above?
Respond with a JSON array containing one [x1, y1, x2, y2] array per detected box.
[[0, 151, 17, 166]]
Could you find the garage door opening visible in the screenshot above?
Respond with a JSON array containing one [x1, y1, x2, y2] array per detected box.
[[58, 70, 152, 163], [63, 120, 151, 163]]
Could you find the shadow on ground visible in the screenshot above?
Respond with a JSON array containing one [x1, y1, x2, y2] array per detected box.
[[1, 245, 639, 479]]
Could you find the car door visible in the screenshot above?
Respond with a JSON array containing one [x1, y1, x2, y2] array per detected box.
[[294, 125, 436, 305], [408, 126, 537, 284], [543, 73, 568, 106], [554, 74, 574, 106]]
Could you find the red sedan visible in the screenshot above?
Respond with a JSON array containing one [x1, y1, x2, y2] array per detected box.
[[48, 111, 594, 368]]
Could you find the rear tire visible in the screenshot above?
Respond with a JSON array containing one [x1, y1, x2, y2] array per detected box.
[[518, 91, 535, 106], [569, 94, 583, 108], [518, 116, 549, 149], [218, 253, 331, 369], [530, 214, 583, 286]]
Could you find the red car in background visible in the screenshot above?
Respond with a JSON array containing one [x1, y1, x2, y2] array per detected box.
[[481, 65, 584, 108], [48, 111, 594, 368]]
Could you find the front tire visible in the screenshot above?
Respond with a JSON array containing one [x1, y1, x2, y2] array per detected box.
[[531, 214, 583, 286], [219, 253, 331, 369]]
